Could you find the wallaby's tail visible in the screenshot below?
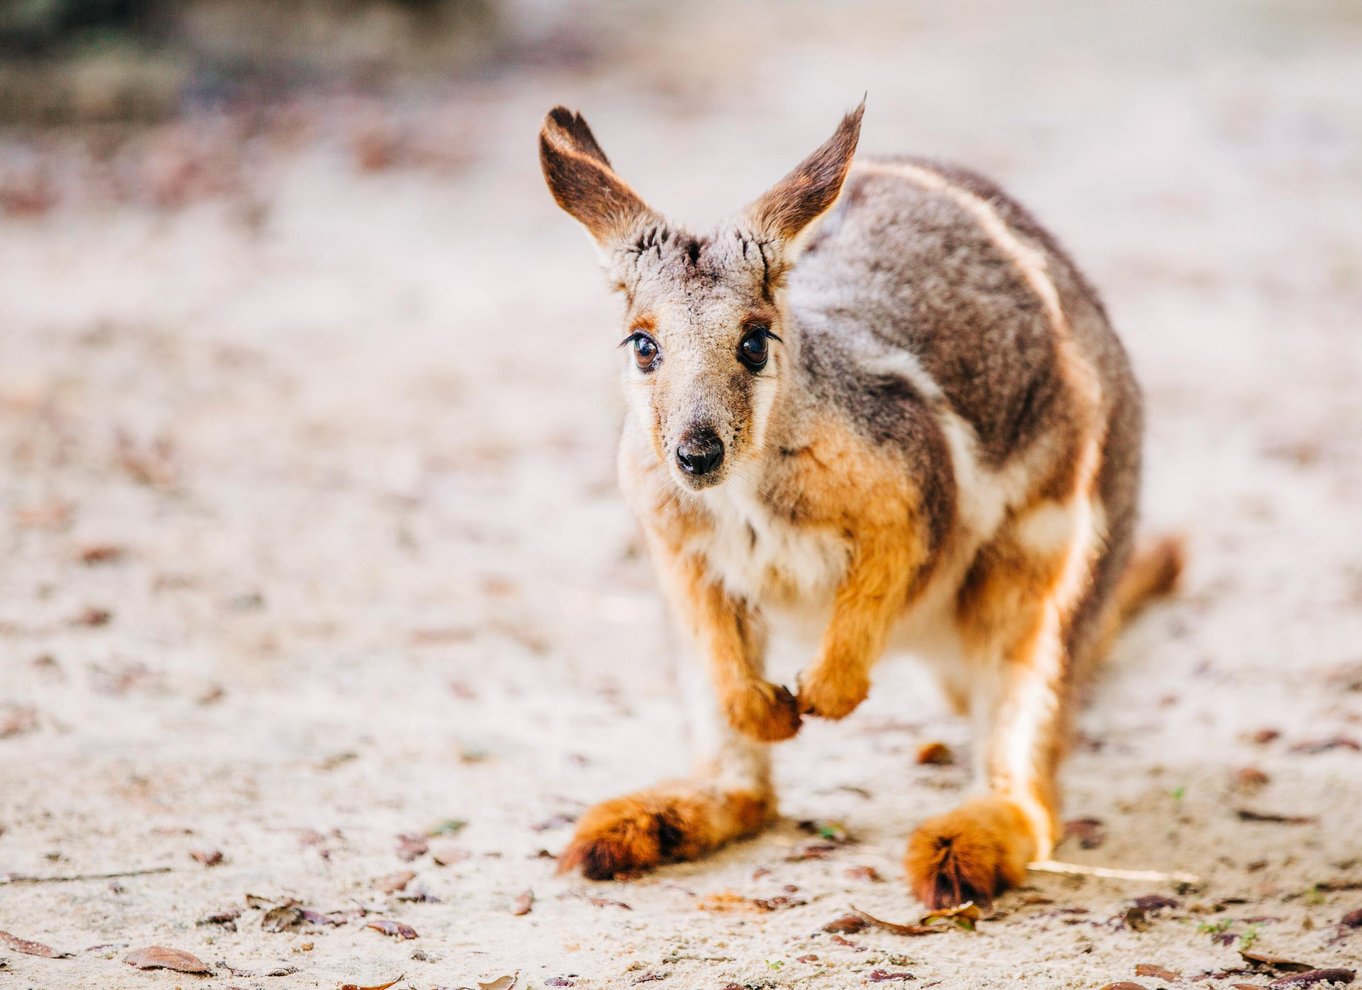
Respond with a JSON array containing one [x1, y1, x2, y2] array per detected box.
[[1114, 533, 1185, 625], [1091, 533, 1186, 667]]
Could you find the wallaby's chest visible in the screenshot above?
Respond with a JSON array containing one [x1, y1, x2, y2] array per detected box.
[[690, 478, 849, 606]]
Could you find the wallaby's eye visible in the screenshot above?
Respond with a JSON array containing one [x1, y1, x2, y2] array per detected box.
[[626, 332, 660, 372], [738, 325, 772, 372]]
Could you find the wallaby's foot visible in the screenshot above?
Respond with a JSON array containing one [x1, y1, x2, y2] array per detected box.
[[795, 662, 870, 720], [904, 795, 1036, 909], [724, 680, 802, 741], [558, 784, 774, 880]]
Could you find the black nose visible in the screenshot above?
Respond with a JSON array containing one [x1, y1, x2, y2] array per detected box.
[[677, 430, 724, 476]]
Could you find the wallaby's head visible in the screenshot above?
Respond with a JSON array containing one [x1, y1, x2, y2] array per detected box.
[[540, 102, 864, 491]]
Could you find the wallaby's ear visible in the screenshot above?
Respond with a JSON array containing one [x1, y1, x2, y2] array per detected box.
[[540, 106, 656, 249], [745, 99, 864, 246]]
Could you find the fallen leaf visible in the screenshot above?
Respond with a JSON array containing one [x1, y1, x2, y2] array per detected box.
[[479, 976, 518, 990], [1119, 895, 1180, 930], [585, 896, 631, 910], [1242, 950, 1317, 973], [366, 920, 418, 940], [79, 544, 126, 565], [0, 930, 70, 958], [753, 894, 807, 910], [0, 705, 39, 739], [915, 741, 953, 765], [867, 970, 915, 982], [1237, 809, 1318, 825], [261, 901, 304, 932], [846, 866, 884, 883], [1267, 971, 1355, 988], [824, 914, 869, 933], [1251, 729, 1282, 745], [190, 849, 224, 867], [431, 844, 471, 866], [1063, 817, 1106, 850], [376, 871, 417, 894], [338, 977, 404, 990], [396, 834, 429, 862], [920, 902, 983, 931], [196, 909, 241, 928], [123, 946, 211, 973], [74, 607, 112, 627], [1136, 963, 1181, 980], [1233, 768, 1272, 793], [1289, 739, 1361, 755], [786, 843, 839, 862], [1342, 908, 1362, 928], [848, 906, 943, 937], [511, 889, 533, 916]]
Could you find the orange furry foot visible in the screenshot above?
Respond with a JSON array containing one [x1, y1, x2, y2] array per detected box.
[[795, 663, 870, 720], [905, 796, 1037, 909], [724, 680, 802, 741], [558, 786, 773, 880]]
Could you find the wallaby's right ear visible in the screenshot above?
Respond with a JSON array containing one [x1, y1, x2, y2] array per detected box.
[[540, 107, 656, 250]]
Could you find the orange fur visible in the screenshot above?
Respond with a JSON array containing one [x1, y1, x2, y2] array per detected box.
[[905, 795, 1035, 909], [558, 785, 773, 880]]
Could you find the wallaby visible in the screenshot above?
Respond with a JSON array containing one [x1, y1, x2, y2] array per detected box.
[[538, 100, 1182, 908]]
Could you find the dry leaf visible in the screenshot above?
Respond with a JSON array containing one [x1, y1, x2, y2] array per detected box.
[[395, 834, 429, 862], [1136, 963, 1181, 980], [1237, 809, 1317, 825], [511, 889, 534, 916], [480, 976, 518, 990], [339, 977, 404, 990], [846, 866, 884, 883], [190, 849, 224, 867], [1342, 908, 1362, 928], [916, 741, 954, 765], [261, 901, 304, 932], [1233, 768, 1271, 793], [847, 906, 942, 937], [1267, 971, 1355, 989], [123, 946, 211, 974], [1242, 950, 1317, 973], [376, 870, 416, 894], [366, 919, 418, 940], [585, 896, 631, 910], [868, 971, 916, 983], [920, 901, 983, 930], [0, 930, 70, 958], [823, 914, 868, 933]]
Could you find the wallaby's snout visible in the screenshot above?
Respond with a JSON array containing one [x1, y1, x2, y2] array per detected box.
[[676, 427, 724, 480]]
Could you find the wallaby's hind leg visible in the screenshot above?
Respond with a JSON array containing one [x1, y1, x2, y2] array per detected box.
[[906, 481, 1122, 908], [559, 593, 779, 879]]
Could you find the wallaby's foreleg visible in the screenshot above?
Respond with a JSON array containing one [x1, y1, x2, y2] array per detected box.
[[797, 531, 920, 720], [653, 547, 802, 742], [558, 561, 778, 879]]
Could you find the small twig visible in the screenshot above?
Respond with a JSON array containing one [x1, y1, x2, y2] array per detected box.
[[0, 866, 173, 886], [1029, 858, 1201, 885]]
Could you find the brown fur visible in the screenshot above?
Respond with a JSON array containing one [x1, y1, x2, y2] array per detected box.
[[559, 785, 773, 880], [538, 104, 1182, 908]]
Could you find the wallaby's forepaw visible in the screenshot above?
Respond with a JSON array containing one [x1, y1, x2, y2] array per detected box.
[[795, 664, 870, 720], [558, 787, 772, 880], [904, 796, 1036, 909], [724, 680, 802, 741]]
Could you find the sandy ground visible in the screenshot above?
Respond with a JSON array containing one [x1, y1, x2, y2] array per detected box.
[[3, 1, 1362, 987]]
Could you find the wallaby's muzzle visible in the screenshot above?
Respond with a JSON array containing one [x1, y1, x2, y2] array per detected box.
[[676, 428, 725, 479]]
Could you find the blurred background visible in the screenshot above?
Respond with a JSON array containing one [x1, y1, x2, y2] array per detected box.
[[2, 2, 1361, 988]]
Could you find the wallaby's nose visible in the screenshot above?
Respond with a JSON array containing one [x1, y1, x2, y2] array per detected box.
[[677, 430, 725, 477]]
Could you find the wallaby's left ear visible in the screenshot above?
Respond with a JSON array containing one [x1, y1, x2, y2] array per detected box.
[[745, 99, 865, 248], [540, 106, 657, 250]]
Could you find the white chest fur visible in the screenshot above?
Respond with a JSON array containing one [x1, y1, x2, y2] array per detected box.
[[689, 476, 849, 607]]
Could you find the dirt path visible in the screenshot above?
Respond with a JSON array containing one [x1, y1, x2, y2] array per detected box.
[[3, 2, 1362, 987]]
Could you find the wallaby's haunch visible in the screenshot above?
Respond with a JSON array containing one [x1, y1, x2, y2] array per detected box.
[[539, 101, 1182, 908]]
